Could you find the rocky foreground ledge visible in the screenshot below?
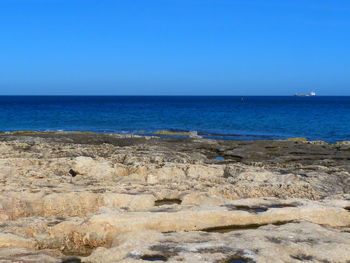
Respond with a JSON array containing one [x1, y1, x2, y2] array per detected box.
[[0, 132, 350, 263]]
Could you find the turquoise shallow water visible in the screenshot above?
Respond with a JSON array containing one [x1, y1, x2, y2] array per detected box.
[[0, 96, 349, 142]]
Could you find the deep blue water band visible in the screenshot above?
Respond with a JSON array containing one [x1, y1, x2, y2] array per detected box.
[[0, 96, 349, 142]]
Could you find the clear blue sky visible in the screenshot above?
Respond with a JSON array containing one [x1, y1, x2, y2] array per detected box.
[[0, 0, 349, 95]]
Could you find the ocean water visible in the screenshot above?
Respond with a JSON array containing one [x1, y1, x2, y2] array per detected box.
[[0, 96, 349, 142]]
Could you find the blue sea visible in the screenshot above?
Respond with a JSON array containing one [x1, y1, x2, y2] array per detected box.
[[0, 96, 349, 142]]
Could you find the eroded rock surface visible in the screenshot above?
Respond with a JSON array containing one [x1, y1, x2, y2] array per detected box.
[[0, 132, 350, 262]]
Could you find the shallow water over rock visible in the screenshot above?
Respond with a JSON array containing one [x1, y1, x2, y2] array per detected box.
[[141, 255, 168, 261], [227, 259, 249, 263]]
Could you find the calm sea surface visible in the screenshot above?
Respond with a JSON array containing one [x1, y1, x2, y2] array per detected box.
[[0, 96, 349, 142]]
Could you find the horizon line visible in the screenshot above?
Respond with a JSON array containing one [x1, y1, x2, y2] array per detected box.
[[0, 94, 349, 97]]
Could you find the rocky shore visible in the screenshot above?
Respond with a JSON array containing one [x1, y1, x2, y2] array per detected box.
[[0, 132, 350, 263]]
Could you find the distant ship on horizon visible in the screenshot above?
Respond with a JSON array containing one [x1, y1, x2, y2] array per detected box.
[[294, 91, 316, 97]]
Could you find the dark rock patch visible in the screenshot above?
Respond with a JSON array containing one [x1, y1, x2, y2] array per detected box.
[[61, 257, 81, 263], [149, 244, 182, 257], [201, 224, 264, 233], [293, 237, 319, 245], [279, 170, 290, 175], [91, 188, 106, 193], [47, 220, 64, 227], [265, 236, 283, 244], [291, 254, 314, 261], [68, 169, 78, 177], [224, 205, 268, 213], [201, 220, 291, 233], [196, 246, 235, 254], [218, 255, 254, 263], [268, 203, 297, 209], [61, 247, 93, 258]]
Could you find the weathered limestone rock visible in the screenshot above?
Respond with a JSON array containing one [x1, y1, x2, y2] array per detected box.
[[0, 233, 37, 249], [0, 132, 350, 262], [0, 193, 156, 221], [0, 247, 61, 263], [85, 222, 350, 263]]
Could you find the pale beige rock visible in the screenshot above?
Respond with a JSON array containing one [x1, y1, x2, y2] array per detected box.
[[0, 247, 61, 263], [25, 198, 348, 256], [0, 233, 37, 249], [0, 193, 157, 220], [102, 193, 156, 211], [85, 222, 350, 263], [1, 134, 350, 262], [181, 192, 229, 206], [146, 174, 158, 184], [185, 164, 224, 178], [72, 156, 117, 179]]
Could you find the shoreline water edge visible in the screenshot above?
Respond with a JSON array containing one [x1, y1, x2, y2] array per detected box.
[[1, 130, 349, 144]]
